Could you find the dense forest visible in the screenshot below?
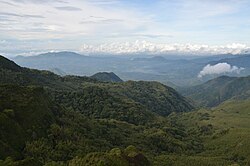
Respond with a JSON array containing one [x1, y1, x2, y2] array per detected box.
[[1, 55, 250, 165]]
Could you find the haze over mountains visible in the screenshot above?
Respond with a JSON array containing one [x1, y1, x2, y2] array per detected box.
[[13, 52, 250, 86]]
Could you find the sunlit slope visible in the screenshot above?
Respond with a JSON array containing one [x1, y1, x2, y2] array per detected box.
[[165, 100, 250, 165]]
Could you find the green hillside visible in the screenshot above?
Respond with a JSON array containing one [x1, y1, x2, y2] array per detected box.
[[0, 85, 57, 161], [0, 55, 198, 165], [0, 84, 198, 165], [166, 99, 250, 165], [0, 56, 22, 72], [181, 76, 250, 107], [105, 81, 193, 116]]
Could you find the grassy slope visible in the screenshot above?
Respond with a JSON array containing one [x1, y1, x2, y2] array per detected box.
[[163, 100, 250, 166], [203, 100, 250, 161]]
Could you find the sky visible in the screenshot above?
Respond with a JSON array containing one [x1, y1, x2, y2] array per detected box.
[[0, 0, 250, 56]]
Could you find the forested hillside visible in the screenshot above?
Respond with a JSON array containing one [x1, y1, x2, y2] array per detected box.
[[0, 55, 197, 165], [2, 54, 250, 165], [181, 76, 250, 107]]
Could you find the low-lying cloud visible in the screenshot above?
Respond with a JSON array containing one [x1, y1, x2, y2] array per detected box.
[[198, 63, 244, 78]]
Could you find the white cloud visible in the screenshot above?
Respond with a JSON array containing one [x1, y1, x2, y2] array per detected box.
[[80, 40, 250, 55], [1, 0, 250, 56], [0, 0, 148, 40], [198, 63, 244, 78]]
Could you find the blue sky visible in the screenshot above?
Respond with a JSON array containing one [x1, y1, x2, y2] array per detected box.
[[0, 0, 250, 56]]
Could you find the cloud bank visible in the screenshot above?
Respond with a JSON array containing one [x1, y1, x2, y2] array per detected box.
[[198, 63, 244, 78], [80, 41, 250, 55]]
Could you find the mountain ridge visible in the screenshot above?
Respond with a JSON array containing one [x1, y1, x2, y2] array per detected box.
[[0, 54, 194, 117], [0, 55, 22, 72], [181, 75, 250, 107]]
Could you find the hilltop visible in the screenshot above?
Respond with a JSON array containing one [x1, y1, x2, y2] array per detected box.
[[90, 72, 123, 82]]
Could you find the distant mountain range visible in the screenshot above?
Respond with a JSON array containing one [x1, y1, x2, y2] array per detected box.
[[210, 54, 250, 68], [12, 51, 250, 87]]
